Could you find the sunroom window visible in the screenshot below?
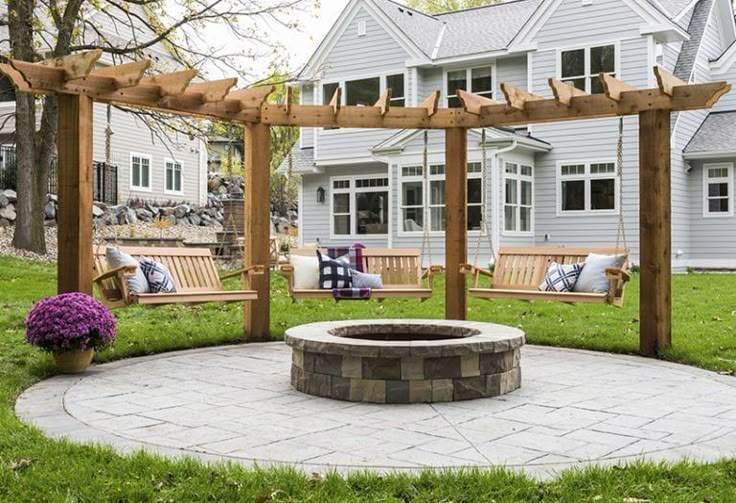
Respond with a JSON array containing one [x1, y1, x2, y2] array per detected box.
[[332, 177, 389, 236]]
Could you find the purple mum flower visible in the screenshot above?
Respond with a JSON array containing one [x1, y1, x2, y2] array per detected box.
[[25, 293, 116, 353]]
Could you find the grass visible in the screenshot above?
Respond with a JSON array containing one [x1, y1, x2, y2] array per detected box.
[[1, 254, 736, 501]]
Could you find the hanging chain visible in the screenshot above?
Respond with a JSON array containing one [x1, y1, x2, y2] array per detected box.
[[615, 116, 628, 254], [473, 128, 495, 265], [421, 129, 433, 265]]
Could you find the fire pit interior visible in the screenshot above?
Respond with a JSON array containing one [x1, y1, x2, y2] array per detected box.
[[285, 320, 525, 404]]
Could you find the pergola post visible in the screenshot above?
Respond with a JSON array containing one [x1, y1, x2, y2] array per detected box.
[[243, 122, 271, 341], [445, 127, 468, 320], [639, 110, 672, 356], [57, 94, 94, 295]]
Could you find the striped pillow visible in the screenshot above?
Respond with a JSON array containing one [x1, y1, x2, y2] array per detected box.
[[539, 262, 583, 293], [139, 257, 177, 294]]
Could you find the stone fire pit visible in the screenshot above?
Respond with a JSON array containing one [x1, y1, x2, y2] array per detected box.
[[285, 320, 525, 404]]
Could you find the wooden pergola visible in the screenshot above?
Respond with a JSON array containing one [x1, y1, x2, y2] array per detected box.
[[1, 50, 730, 356]]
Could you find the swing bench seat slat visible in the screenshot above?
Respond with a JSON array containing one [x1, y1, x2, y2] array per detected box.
[[461, 247, 630, 307], [280, 248, 441, 301], [93, 246, 264, 309]]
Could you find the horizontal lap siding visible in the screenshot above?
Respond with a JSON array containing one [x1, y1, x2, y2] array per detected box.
[[301, 84, 315, 148], [687, 160, 736, 258], [418, 68, 443, 100], [316, 7, 410, 162], [497, 56, 528, 95], [301, 164, 390, 248], [92, 104, 202, 205]]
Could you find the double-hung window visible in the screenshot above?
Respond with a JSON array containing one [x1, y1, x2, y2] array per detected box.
[[322, 74, 406, 107], [560, 44, 616, 94], [559, 161, 616, 214], [446, 67, 493, 107], [703, 163, 733, 217], [400, 162, 484, 233], [130, 153, 151, 191], [504, 163, 533, 233], [165, 159, 183, 194], [332, 176, 389, 236]]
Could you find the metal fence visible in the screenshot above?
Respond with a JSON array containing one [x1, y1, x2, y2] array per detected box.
[[1, 146, 118, 204]]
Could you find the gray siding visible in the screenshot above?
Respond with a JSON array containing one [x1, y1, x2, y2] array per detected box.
[[300, 84, 315, 149], [496, 56, 528, 94], [418, 67, 443, 100], [93, 104, 204, 205], [687, 159, 736, 258]]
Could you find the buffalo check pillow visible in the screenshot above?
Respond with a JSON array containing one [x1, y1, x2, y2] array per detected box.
[[539, 262, 583, 293], [317, 251, 353, 289], [139, 256, 177, 294]]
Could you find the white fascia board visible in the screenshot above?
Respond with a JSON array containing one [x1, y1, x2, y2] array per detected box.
[[640, 24, 690, 43], [683, 150, 736, 160], [315, 157, 378, 167]]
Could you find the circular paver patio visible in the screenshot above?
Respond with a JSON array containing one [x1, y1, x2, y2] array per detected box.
[[16, 343, 736, 479]]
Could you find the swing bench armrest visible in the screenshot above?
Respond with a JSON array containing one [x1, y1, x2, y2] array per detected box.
[[422, 265, 444, 288], [93, 265, 138, 284], [605, 267, 631, 283], [220, 265, 266, 281], [460, 264, 494, 289]]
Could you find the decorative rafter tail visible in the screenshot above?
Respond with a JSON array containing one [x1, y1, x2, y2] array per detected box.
[[599, 73, 637, 102], [501, 83, 544, 111], [141, 69, 199, 97], [419, 90, 440, 117], [0, 63, 32, 92], [185, 78, 238, 103], [91, 60, 151, 89], [329, 87, 342, 115], [705, 82, 732, 108], [548, 78, 587, 106], [374, 88, 392, 116], [9, 59, 66, 89], [653, 66, 687, 96], [457, 89, 502, 116], [40, 49, 102, 80], [284, 86, 293, 114], [227, 85, 276, 108]]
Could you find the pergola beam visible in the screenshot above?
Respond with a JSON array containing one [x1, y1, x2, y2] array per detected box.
[[41, 50, 102, 80]]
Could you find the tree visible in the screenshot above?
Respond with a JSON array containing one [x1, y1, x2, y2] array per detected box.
[[3, 0, 309, 254], [405, 0, 501, 14]]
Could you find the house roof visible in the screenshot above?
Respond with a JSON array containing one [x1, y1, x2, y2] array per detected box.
[[684, 111, 736, 155], [371, 0, 543, 59], [646, 0, 698, 20], [674, 0, 714, 81], [276, 147, 316, 174]]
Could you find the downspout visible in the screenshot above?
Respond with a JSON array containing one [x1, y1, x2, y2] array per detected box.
[[487, 138, 518, 261]]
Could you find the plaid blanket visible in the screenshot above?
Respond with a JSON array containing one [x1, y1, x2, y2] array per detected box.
[[326, 245, 372, 300]]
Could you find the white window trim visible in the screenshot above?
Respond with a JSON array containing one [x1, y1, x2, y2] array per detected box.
[[442, 64, 496, 107], [502, 161, 535, 237], [556, 160, 619, 216], [703, 162, 734, 218], [318, 70, 408, 135], [164, 157, 184, 196], [329, 173, 391, 239], [129, 152, 152, 192], [556, 40, 621, 94], [397, 160, 485, 237]]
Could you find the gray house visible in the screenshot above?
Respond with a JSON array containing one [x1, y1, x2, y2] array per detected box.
[[0, 8, 208, 206], [284, 0, 736, 269]]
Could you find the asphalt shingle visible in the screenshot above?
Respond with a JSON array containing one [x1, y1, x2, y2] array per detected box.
[[684, 112, 736, 154]]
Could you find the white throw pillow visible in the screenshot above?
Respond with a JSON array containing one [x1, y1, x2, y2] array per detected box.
[[291, 254, 320, 290], [105, 247, 150, 294], [573, 253, 627, 293], [351, 270, 384, 289]]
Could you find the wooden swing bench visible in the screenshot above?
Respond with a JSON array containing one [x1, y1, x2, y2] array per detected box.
[[461, 247, 631, 307], [93, 246, 265, 308], [280, 248, 441, 301]]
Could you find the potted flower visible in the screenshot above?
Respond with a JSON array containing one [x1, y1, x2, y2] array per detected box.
[[25, 292, 116, 373]]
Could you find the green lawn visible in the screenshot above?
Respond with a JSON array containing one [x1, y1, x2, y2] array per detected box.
[[1, 254, 736, 501]]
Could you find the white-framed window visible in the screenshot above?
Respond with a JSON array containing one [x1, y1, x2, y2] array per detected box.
[[321, 73, 406, 107], [504, 162, 534, 234], [165, 158, 183, 194], [703, 163, 733, 217], [560, 43, 616, 94], [331, 175, 389, 237], [400, 162, 484, 233], [446, 66, 494, 107], [130, 153, 151, 191], [558, 161, 617, 214]]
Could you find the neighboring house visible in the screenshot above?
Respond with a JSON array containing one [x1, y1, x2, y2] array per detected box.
[[281, 0, 736, 269], [0, 9, 208, 206], [206, 135, 244, 174]]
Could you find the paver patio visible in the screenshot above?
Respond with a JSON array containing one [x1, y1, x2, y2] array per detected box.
[[16, 343, 736, 479]]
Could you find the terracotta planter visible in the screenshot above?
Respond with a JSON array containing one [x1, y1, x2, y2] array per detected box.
[[53, 348, 95, 374]]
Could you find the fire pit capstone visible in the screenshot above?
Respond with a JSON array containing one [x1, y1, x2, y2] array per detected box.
[[285, 320, 525, 404]]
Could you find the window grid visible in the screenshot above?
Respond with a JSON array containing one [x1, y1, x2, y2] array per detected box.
[[559, 161, 617, 214], [504, 162, 534, 234], [331, 176, 390, 236], [704, 164, 733, 217], [165, 160, 183, 194], [560, 44, 616, 94], [131, 154, 151, 190], [446, 67, 493, 107]]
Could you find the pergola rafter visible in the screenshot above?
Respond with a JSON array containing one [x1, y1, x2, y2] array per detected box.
[[1, 51, 730, 355]]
